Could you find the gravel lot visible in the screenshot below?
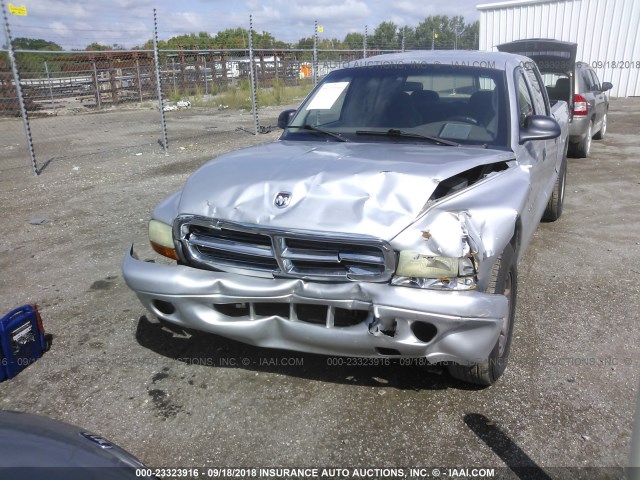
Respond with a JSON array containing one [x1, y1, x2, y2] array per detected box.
[[0, 99, 638, 478]]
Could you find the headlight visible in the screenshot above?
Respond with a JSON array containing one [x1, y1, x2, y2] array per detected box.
[[149, 219, 178, 260], [396, 251, 458, 278], [393, 250, 476, 290]]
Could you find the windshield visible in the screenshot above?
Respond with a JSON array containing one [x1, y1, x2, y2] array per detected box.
[[284, 64, 509, 147]]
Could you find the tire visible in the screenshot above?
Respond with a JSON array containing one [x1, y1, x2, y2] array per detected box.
[[448, 243, 517, 386], [571, 120, 593, 158], [542, 155, 567, 222], [593, 112, 607, 140]]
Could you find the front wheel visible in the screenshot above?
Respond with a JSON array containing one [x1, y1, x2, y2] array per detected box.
[[448, 244, 517, 386]]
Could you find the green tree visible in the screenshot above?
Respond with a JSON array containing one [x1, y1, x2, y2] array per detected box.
[[413, 15, 478, 50], [136, 15, 478, 55], [396, 26, 416, 50], [343, 32, 364, 50], [414, 15, 450, 49], [253, 30, 276, 49], [138, 38, 165, 50], [371, 21, 398, 50], [165, 32, 216, 49], [449, 16, 467, 49], [459, 21, 479, 50], [85, 42, 113, 51], [12, 38, 62, 51], [213, 28, 249, 49], [296, 36, 314, 49], [10, 38, 63, 78]]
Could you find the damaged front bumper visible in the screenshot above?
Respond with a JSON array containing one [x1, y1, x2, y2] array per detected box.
[[123, 245, 508, 365]]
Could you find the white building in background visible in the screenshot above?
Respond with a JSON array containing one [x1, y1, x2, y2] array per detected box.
[[478, 0, 640, 97]]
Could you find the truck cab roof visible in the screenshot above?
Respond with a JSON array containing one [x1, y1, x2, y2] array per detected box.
[[345, 50, 532, 73]]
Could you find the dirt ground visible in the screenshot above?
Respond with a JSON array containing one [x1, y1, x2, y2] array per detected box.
[[0, 98, 638, 477]]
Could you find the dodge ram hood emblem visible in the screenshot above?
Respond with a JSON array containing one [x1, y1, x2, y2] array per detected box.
[[274, 192, 292, 208]]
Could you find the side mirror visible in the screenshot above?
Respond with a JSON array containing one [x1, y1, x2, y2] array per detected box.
[[519, 115, 561, 143], [277, 109, 297, 129], [601, 82, 613, 92]]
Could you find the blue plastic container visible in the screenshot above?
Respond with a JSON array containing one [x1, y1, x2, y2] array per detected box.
[[0, 347, 4, 382], [0, 305, 47, 380]]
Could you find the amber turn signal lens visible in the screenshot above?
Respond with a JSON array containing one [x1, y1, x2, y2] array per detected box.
[[150, 241, 178, 260]]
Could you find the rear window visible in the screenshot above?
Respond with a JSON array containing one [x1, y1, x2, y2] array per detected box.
[[542, 73, 571, 103]]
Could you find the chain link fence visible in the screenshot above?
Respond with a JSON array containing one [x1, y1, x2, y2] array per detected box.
[[1, 7, 479, 177], [0, 46, 364, 176]]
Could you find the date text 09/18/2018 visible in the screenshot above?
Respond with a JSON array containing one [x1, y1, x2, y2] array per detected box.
[[592, 60, 640, 69]]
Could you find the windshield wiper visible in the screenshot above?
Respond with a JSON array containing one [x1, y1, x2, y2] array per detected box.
[[355, 129, 460, 147], [288, 124, 349, 142]]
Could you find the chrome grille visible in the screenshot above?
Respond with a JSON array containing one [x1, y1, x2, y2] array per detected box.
[[175, 216, 396, 282]]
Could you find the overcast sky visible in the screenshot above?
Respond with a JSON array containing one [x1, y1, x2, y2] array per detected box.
[[6, 0, 483, 50]]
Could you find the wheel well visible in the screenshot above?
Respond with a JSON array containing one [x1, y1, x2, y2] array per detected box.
[[511, 218, 522, 257]]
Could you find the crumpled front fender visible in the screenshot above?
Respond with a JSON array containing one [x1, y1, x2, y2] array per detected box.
[[391, 166, 530, 289]]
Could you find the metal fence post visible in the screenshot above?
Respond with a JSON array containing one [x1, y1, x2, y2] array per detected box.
[[1, 0, 38, 175], [274, 51, 278, 81], [43, 60, 57, 113], [203, 54, 208, 95], [171, 57, 176, 93], [248, 14, 259, 136], [363, 25, 367, 59], [135, 57, 143, 102], [92, 60, 102, 109], [313, 20, 318, 86], [152, 8, 168, 153]]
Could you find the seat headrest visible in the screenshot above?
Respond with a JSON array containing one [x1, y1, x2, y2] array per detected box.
[[412, 90, 440, 102], [555, 77, 570, 90]]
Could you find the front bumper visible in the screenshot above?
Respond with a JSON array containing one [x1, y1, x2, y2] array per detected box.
[[122, 245, 508, 364]]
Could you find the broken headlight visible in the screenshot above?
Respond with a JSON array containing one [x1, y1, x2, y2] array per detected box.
[[149, 219, 178, 260], [392, 250, 476, 290]]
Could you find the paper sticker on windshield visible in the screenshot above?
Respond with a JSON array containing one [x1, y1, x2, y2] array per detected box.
[[440, 123, 472, 140], [306, 82, 349, 110]]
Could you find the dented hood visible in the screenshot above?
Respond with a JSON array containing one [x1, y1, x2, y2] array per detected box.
[[178, 140, 513, 241]]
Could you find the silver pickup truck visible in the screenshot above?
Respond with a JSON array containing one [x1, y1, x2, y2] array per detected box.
[[123, 50, 569, 386]]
